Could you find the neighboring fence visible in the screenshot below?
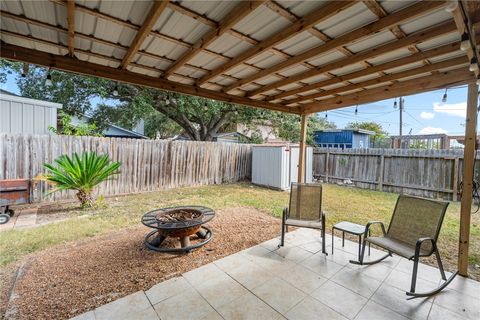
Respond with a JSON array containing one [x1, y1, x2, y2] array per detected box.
[[313, 148, 480, 201], [0, 133, 252, 202]]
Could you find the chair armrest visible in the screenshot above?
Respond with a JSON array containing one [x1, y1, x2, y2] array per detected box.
[[415, 237, 435, 257], [365, 221, 387, 237]]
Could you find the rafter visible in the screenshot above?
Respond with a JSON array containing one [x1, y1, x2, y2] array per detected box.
[[226, 1, 445, 94], [66, 0, 75, 57], [121, 1, 169, 69], [0, 42, 297, 114], [291, 56, 467, 105], [269, 42, 460, 102], [164, 1, 265, 78], [303, 68, 474, 113], [247, 20, 457, 98], [196, 0, 357, 86]]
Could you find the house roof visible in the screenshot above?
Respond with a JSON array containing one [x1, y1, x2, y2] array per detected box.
[[79, 114, 147, 139], [0, 1, 478, 115]]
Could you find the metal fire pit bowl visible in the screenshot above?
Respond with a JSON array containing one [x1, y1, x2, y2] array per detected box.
[[141, 206, 215, 253]]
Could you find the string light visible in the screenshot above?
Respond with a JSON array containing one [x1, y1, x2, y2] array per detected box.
[[445, 0, 458, 12], [354, 105, 358, 115], [442, 88, 448, 103], [112, 84, 119, 96], [21, 63, 28, 78], [469, 57, 479, 72], [325, 112, 328, 119], [165, 94, 170, 105], [476, 75, 480, 86], [460, 32, 470, 51], [393, 98, 398, 109], [45, 70, 52, 87]]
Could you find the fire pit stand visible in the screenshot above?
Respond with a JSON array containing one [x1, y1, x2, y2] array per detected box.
[[141, 206, 215, 253]]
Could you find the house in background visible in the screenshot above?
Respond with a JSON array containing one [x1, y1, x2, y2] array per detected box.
[[71, 115, 147, 139], [0, 89, 61, 134], [314, 129, 375, 149]]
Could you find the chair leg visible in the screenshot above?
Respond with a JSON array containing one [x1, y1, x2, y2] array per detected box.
[[410, 256, 420, 294], [434, 247, 447, 281], [279, 208, 287, 247]]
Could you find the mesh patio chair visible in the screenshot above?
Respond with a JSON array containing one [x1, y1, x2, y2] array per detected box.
[[350, 195, 458, 299], [279, 183, 327, 255]]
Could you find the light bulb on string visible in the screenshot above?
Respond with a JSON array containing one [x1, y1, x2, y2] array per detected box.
[[45, 72, 52, 87], [469, 57, 479, 72], [460, 32, 470, 51], [442, 89, 448, 103], [165, 94, 170, 105], [325, 112, 328, 119], [112, 84, 119, 96], [354, 105, 358, 115], [476, 75, 480, 86], [393, 99, 398, 109]]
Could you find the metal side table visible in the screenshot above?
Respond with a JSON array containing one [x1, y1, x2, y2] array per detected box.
[[332, 221, 370, 259]]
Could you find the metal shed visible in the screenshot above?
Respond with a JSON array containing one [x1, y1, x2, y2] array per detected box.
[[0, 90, 61, 134], [252, 145, 313, 190]]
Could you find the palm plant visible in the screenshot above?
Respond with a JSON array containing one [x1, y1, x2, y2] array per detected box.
[[43, 152, 121, 208]]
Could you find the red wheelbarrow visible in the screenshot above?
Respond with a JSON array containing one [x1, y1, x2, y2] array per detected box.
[[0, 179, 32, 224]]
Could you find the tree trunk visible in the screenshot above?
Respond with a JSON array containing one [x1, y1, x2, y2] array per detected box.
[[76, 190, 94, 208]]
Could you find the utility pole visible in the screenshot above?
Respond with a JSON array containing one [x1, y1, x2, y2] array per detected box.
[[399, 97, 404, 148]]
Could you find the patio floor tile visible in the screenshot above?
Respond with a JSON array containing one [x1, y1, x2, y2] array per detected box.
[[371, 283, 432, 320], [216, 292, 282, 320], [183, 263, 226, 288], [395, 259, 449, 284], [94, 291, 154, 320], [194, 274, 249, 309], [252, 277, 306, 314], [447, 275, 480, 299], [284, 296, 347, 320], [250, 251, 297, 273], [428, 304, 471, 320], [280, 264, 328, 294], [259, 237, 282, 251], [214, 252, 251, 272], [346, 262, 393, 282], [226, 259, 273, 290], [240, 244, 271, 260], [311, 280, 368, 319], [274, 245, 313, 262], [327, 249, 358, 266], [299, 240, 324, 254], [153, 289, 216, 320], [385, 268, 441, 293], [331, 267, 382, 298], [300, 252, 343, 278], [145, 276, 192, 305], [433, 288, 480, 320], [354, 301, 408, 320]]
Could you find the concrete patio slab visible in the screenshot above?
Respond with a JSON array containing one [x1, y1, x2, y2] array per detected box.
[[71, 228, 479, 320]]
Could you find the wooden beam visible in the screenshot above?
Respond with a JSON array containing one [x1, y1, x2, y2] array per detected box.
[[271, 42, 460, 102], [286, 56, 468, 104], [303, 68, 474, 113], [225, 1, 445, 93], [458, 82, 478, 276], [164, 1, 265, 78], [248, 20, 457, 98], [451, 1, 480, 78], [121, 1, 169, 69], [196, 0, 357, 86], [0, 42, 297, 114], [297, 114, 309, 183], [66, 0, 75, 57]]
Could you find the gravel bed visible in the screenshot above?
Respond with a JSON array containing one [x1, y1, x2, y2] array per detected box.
[[9, 207, 280, 320]]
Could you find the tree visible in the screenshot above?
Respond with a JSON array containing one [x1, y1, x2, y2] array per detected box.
[[346, 121, 390, 148], [49, 111, 102, 137], [1, 60, 335, 142]]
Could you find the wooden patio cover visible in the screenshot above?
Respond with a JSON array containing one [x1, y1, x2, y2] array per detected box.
[[0, 0, 479, 276]]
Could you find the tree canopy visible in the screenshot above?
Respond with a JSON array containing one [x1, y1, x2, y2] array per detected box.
[[1, 60, 337, 142]]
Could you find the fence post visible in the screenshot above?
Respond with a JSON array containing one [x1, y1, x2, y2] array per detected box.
[[378, 155, 384, 191], [453, 157, 459, 201], [325, 150, 330, 183]]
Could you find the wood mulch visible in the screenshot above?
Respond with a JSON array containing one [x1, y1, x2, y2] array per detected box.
[[6, 207, 280, 320]]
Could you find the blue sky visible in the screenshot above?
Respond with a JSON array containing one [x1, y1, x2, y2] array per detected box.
[[1, 73, 473, 136]]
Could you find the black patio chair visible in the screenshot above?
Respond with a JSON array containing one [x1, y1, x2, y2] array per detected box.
[[279, 183, 327, 255], [350, 195, 458, 299]]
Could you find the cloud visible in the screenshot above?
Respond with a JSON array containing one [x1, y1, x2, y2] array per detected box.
[[433, 102, 466, 118], [420, 112, 435, 120], [419, 127, 448, 134]]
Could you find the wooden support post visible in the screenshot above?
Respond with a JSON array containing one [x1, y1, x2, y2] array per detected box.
[[458, 83, 478, 276], [298, 114, 309, 183], [453, 157, 459, 202]]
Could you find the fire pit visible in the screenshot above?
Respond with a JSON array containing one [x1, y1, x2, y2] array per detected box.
[[141, 206, 215, 253]]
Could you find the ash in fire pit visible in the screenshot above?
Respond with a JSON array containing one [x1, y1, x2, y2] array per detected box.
[[142, 206, 215, 253]]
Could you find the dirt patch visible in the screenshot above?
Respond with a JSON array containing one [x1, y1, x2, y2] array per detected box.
[[8, 207, 280, 320]]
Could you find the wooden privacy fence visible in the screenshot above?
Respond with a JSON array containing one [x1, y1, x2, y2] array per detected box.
[[0, 133, 252, 202], [313, 148, 480, 201]]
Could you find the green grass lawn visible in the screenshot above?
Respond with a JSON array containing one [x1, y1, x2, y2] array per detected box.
[[1, 183, 478, 279]]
